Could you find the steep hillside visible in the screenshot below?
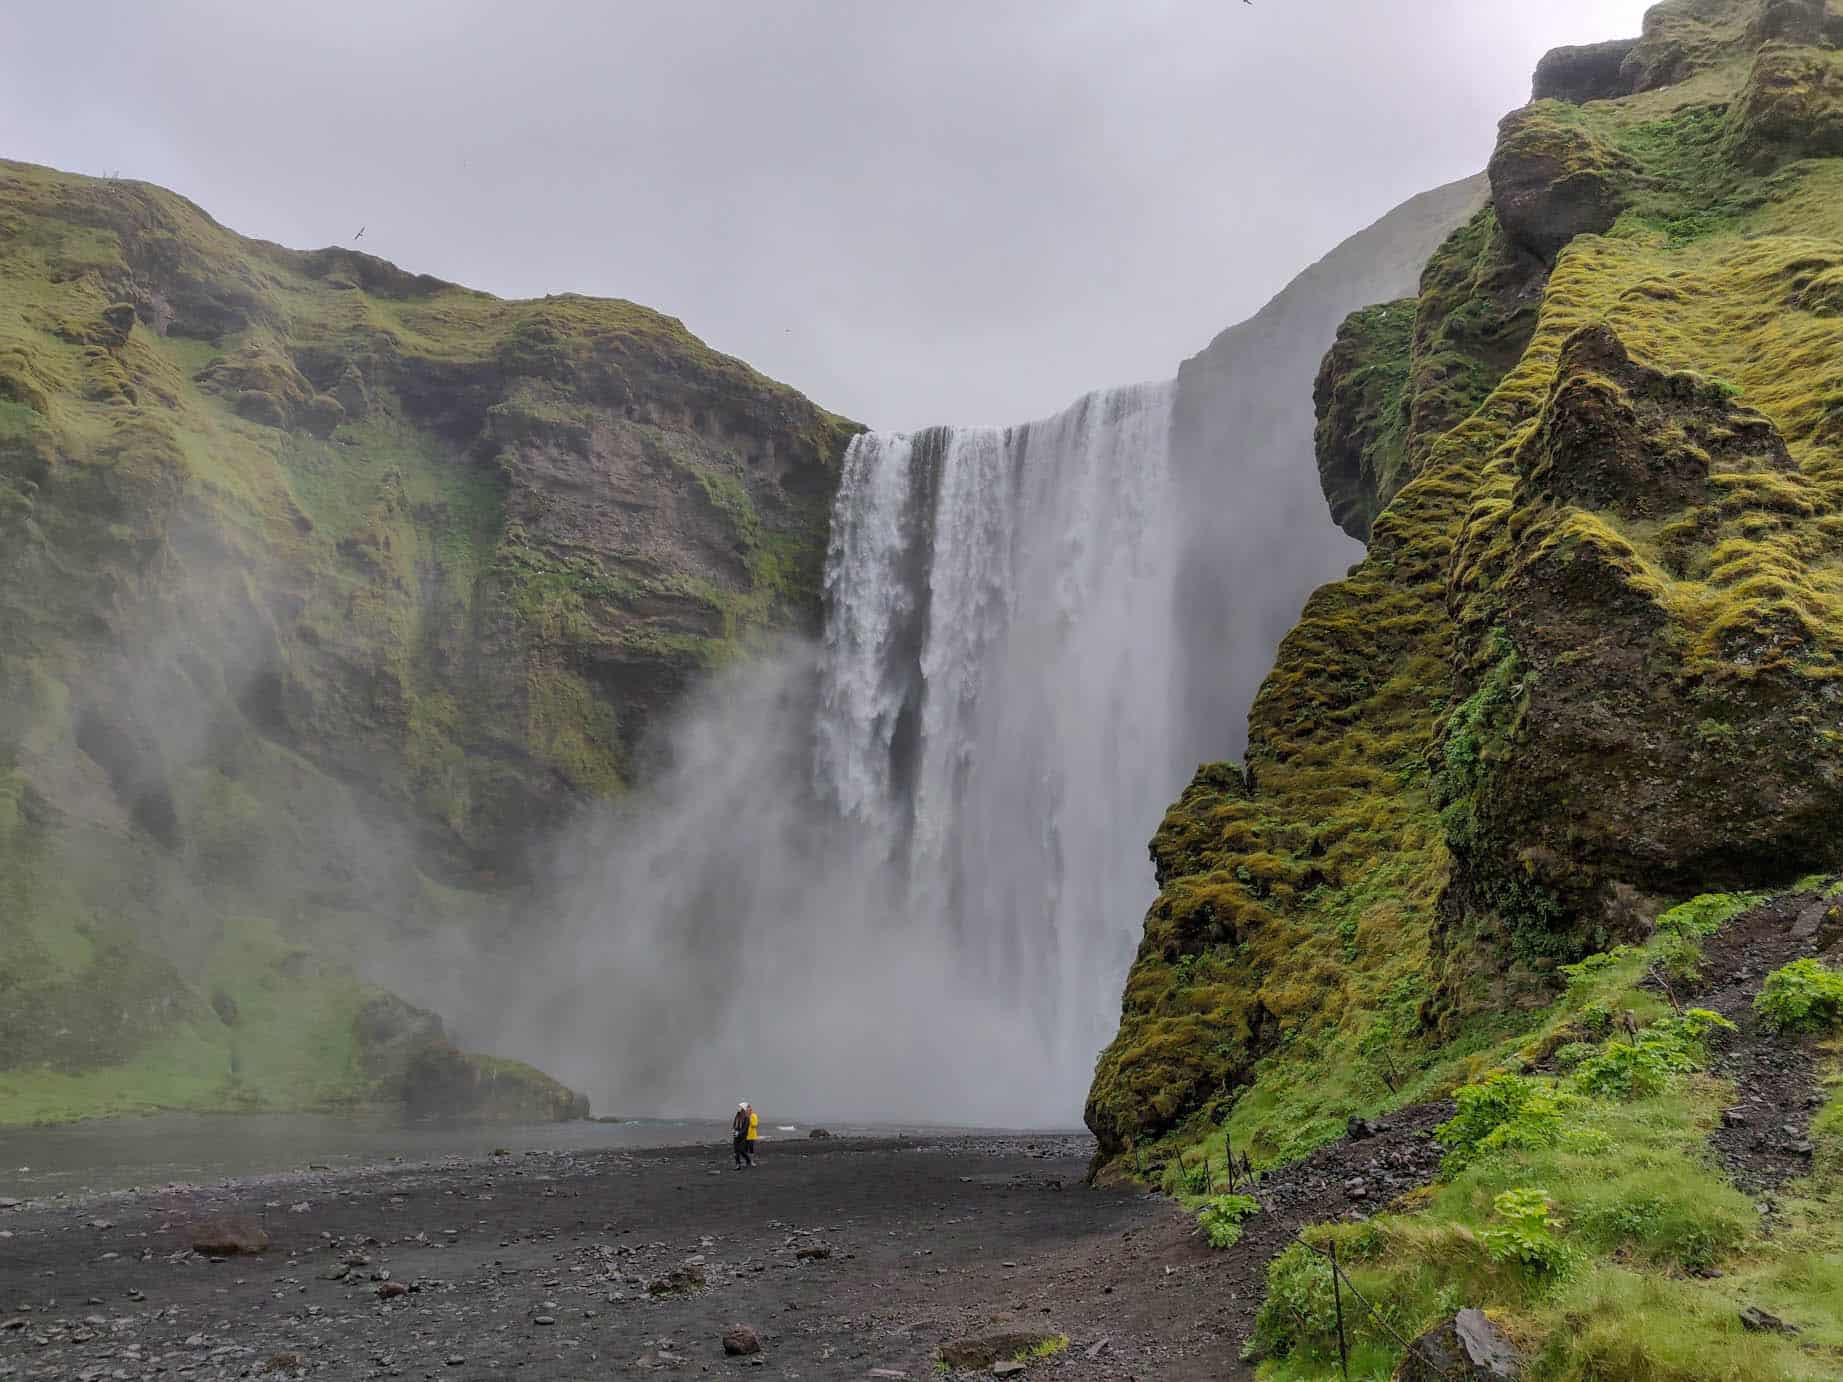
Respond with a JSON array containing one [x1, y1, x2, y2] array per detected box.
[[1091, 0, 1843, 1369], [0, 160, 854, 1122]]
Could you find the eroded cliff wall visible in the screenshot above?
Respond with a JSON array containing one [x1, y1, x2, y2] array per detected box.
[[0, 160, 853, 1120]]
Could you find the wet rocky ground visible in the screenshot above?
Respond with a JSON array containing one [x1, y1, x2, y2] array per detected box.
[[0, 1133, 1257, 1381], [9, 897, 1830, 1382]]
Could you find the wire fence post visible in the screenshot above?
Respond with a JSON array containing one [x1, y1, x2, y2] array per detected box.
[[1224, 1132, 1236, 1191], [1330, 1240, 1350, 1380], [1296, 1233, 1453, 1379]]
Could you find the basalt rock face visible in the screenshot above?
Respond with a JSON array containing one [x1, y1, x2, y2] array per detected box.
[[1090, 0, 1843, 1162], [1435, 323, 1843, 984], [1533, 40, 1639, 105], [0, 159, 852, 1121]]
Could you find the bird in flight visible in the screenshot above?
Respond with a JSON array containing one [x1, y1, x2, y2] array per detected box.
[[354, 225, 366, 241]]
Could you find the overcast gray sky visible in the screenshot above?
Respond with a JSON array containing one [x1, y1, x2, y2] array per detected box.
[[5, 1, 1653, 429]]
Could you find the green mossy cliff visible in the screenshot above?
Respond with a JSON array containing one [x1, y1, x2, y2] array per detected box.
[[1090, 0, 1843, 1164], [0, 159, 854, 1122]]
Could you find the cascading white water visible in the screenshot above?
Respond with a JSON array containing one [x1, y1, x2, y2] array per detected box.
[[463, 381, 1184, 1127], [816, 382, 1183, 1085]]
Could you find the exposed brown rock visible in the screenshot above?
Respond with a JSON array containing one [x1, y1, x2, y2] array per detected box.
[[188, 1216, 270, 1255]]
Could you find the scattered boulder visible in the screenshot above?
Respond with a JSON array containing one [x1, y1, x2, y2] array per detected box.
[[1346, 1115, 1381, 1141], [188, 1217, 270, 1256], [377, 1280, 411, 1299], [808, 1127, 834, 1140], [795, 1244, 832, 1261], [259, 1353, 306, 1376], [992, 1365, 1026, 1378], [722, 1325, 762, 1356], [938, 1331, 1063, 1372], [1395, 1308, 1520, 1379], [0, 1198, 20, 1211]]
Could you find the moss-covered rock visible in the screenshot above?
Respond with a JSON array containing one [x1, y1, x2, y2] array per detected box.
[[1091, 0, 1843, 1170], [1314, 301, 1415, 541], [1533, 40, 1639, 106], [1488, 104, 1632, 263]]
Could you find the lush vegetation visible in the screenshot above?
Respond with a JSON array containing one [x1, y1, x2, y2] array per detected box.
[[1247, 896, 1841, 1379], [0, 156, 852, 1122]]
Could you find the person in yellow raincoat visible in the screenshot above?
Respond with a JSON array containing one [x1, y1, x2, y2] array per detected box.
[[744, 1102, 759, 1167]]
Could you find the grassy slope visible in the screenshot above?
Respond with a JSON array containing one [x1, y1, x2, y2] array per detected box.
[[0, 159, 853, 1122], [1091, 0, 1843, 1370]]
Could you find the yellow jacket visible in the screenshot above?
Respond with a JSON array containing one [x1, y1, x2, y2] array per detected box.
[[747, 1111, 759, 1139]]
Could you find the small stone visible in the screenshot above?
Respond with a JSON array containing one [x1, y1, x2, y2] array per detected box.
[[992, 1365, 1026, 1378], [188, 1218, 270, 1256], [534, 1314, 557, 1326], [1721, 1109, 1748, 1129], [722, 1324, 762, 1356], [808, 1128, 834, 1140], [868, 1372, 909, 1380], [446, 1357, 465, 1367], [0, 1199, 19, 1210], [795, 1245, 832, 1261], [1740, 1306, 1798, 1336], [376, 1281, 410, 1299], [1085, 1337, 1111, 1359]]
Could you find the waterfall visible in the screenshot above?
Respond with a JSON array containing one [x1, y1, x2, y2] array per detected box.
[[814, 380, 1183, 1101], [466, 381, 1184, 1127]]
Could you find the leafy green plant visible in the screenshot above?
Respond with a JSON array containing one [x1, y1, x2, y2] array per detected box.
[[1754, 959, 1843, 1034], [1569, 1009, 1734, 1099], [1435, 1072, 1568, 1175], [1197, 1192, 1263, 1249], [1245, 1242, 1337, 1361], [1653, 892, 1762, 938], [1482, 1187, 1574, 1276], [1551, 1041, 1597, 1071]]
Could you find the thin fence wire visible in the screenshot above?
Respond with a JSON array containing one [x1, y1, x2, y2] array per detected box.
[[1291, 1234, 1455, 1380]]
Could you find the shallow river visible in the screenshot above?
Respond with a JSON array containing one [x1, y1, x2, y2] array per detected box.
[[0, 1111, 899, 1199]]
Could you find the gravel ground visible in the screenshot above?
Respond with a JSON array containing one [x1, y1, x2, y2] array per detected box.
[[0, 1133, 1253, 1381]]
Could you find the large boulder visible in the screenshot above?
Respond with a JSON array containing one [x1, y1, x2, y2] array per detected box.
[[1533, 39, 1638, 104], [1488, 106, 1630, 262]]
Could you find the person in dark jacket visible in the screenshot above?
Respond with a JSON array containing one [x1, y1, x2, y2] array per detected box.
[[732, 1102, 749, 1169]]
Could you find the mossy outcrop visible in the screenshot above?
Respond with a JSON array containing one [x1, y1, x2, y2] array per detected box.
[[0, 159, 853, 1122], [1090, 0, 1843, 1167]]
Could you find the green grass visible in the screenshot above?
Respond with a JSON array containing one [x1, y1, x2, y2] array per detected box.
[[1237, 880, 1843, 1378]]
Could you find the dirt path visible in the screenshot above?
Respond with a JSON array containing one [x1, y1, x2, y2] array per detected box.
[[1690, 891, 1840, 1204]]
